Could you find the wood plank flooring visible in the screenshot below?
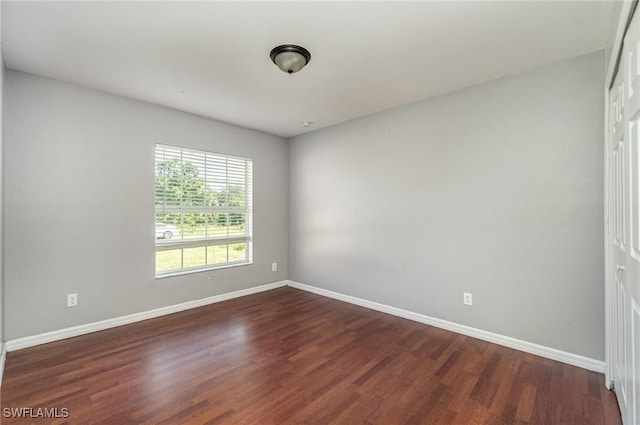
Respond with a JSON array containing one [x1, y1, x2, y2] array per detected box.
[[1, 287, 622, 425]]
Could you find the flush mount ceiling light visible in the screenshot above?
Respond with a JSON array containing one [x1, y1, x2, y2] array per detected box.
[[270, 44, 311, 74]]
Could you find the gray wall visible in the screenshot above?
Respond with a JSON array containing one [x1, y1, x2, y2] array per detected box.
[[289, 51, 606, 360], [4, 70, 288, 340], [0, 9, 4, 347]]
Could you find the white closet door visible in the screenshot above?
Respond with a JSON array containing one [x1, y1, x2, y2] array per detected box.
[[610, 8, 640, 425]]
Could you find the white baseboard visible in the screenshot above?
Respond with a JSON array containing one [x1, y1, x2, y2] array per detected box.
[[0, 342, 6, 388], [5, 281, 287, 352], [286, 280, 605, 373]]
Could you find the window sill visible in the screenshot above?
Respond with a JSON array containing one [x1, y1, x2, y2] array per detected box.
[[155, 260, 252, 279]]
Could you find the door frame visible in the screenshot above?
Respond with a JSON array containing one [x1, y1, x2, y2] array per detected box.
[[605, 0, 637, 391]]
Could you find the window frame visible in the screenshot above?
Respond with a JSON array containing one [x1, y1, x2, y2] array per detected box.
[[154, 144, 253, 278]]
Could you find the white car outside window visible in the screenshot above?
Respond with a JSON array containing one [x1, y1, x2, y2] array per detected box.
[[156, 222, 177, 239]]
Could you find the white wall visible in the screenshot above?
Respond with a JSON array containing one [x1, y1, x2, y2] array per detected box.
[[289, 51, 606, 360], [4, 70, 288, 340]]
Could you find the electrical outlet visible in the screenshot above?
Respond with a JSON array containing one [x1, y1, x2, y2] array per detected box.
[[272, 262, 278, 272], [67, 293, 78, 307], [463, 292, 472, 306]]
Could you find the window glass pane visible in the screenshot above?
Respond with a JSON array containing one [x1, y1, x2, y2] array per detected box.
[[228, 213, 245, 237], [156, 249, 182, 272], [182, 213, 207, 240], [221, 184, 246, 208], [204, 213, 217, 238], [155, 214, 180, 241], [229, 243, 246, 262], [183, 247, 206, 269], [210, 213, 229, 238], [207, 245, 229, 265]]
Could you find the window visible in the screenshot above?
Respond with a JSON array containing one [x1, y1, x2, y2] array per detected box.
[[154, 144, 252, 277]]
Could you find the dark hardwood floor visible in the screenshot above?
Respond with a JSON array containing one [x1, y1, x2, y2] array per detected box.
[[1, 287, 622, 425]]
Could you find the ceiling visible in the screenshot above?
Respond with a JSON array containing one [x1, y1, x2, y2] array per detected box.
[[2, 1, 616, 138]]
